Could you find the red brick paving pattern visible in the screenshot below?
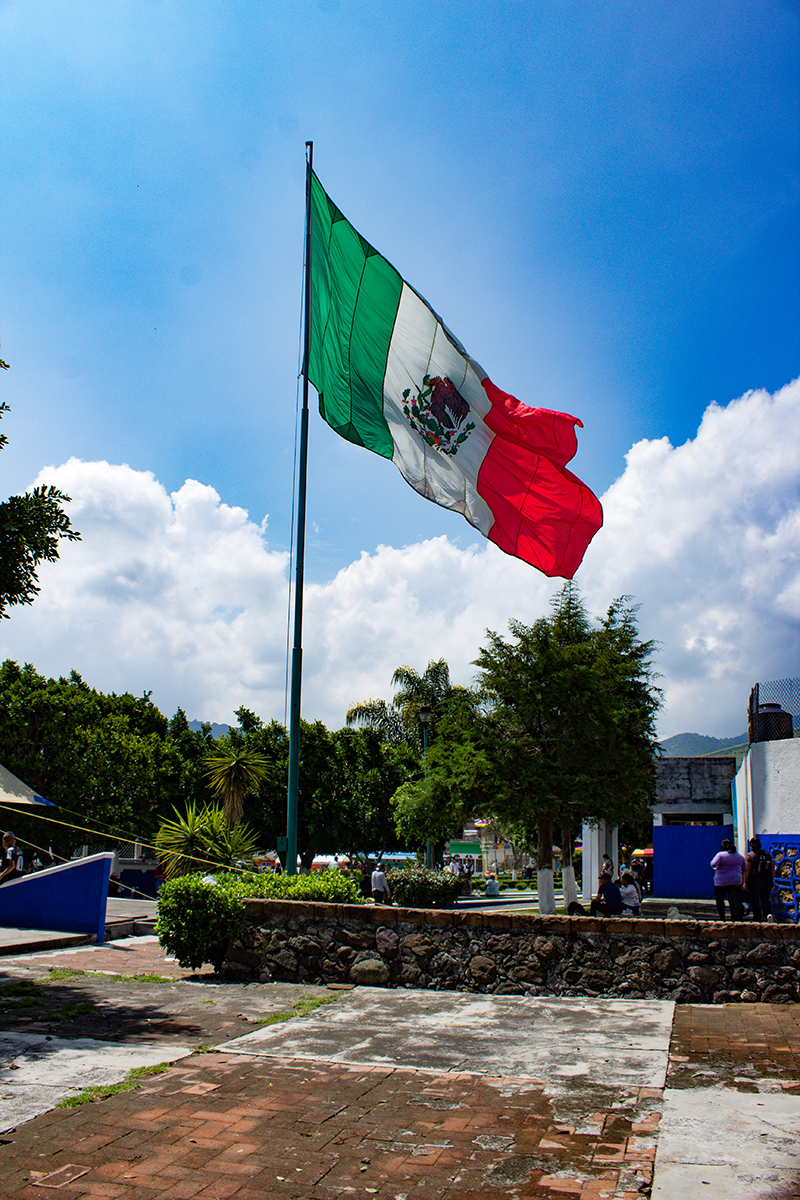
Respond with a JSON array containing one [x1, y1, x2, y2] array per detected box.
[[2, 938, 799, 1198], [1, 1053, 657, 1198]]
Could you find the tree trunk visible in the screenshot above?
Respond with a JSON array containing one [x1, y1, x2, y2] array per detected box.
[[536, 815, 556, 915], [560, 821, 578, 907]]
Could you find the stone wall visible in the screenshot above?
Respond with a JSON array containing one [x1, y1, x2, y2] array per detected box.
[[655, 755, 736, 814], [223, 899, 800, 1005]]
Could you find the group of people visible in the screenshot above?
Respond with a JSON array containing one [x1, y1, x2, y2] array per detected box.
[[571, 837, 776, 923], [711, 836, 775, 922], [447, 857, 475, 895], [581, 856, 644, 919]]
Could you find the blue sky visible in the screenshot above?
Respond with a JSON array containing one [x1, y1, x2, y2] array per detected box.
[[1, 1, 798, 736]]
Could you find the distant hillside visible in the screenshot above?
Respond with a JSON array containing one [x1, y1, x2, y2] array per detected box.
[[658, 731, 747, 757], [188, 720, 231, 739]]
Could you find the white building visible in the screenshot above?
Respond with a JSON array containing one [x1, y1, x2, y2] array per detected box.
[[734, 737, 800, 846]]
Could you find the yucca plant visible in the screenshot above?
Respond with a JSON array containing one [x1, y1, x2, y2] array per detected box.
[[155, 801, 259, 879], [203, 747, 270, 827]]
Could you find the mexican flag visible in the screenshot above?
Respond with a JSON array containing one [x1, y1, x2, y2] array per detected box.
[[307, 172, 603, 579]]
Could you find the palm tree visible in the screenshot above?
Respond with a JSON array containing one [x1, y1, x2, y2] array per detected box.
[[203, 746, 270, 827], [347, 659, 465, 752], [155, 801, 260, 878], [344, 698, 407, 745]]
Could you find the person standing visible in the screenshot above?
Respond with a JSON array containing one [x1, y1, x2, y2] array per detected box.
[[0, 832, 24, 884], [744, 837, 775, 922], [710, 838, 747, 921], [370, 863, 392, 905]]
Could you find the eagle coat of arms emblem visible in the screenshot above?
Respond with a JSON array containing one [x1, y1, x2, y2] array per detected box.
[[402, 375, 476, 456]]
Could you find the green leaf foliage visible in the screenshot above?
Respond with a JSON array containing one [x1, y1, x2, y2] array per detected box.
[[388, 867, 463, 909], [155, 874, 245, 970], [0, 660, 191, 858], [473, 583, 662, 859], [211, 867, 364, 905], [155, 801, 259, 878], [0, 403, 80, 617], [203, 746, 269, 827]]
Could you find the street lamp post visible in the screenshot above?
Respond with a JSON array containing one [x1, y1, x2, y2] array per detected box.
[[419, 705, 433, 869]]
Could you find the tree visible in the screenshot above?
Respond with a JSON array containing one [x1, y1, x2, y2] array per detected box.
[[0, 660, 188, 859], [203, 745, 270, 827], [390, 687, 490, 849], [347, 658, 466, 753], [0, 403, 80, 617], [348, 658, 472, 858], [474, 583, 661, 911], [222, 710, 411, 870]]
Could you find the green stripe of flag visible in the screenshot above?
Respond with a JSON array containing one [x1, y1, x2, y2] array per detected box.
[[308, 172, 402, 459]]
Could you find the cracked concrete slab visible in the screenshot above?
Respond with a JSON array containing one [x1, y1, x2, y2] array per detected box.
[[652, 1087, 800, 1199], [0, 1032, 193, 1132], [222, 987, 674, 1088]]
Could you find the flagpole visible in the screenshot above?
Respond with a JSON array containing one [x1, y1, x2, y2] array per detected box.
[[285, 141, 313, 876]]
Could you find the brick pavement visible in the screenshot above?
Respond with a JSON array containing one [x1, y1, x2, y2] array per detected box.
[[0, 937, 798, 1198], [0, 1053, 659, 1198], [2, 937, 198, 982], [667, 1001, 800, 1095]]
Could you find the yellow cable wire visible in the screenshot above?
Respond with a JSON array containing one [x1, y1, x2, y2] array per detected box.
[[0, 802, 260, 878]]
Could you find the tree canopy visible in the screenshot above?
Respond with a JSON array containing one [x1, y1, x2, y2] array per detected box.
[[473, 583, 662, 864], [0, 403, 80, 617]]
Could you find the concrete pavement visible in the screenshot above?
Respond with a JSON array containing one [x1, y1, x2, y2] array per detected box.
[[0, 935, 797, 1197]]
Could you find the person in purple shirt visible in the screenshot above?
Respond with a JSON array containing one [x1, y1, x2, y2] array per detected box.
[[710, 838, 747, 922]]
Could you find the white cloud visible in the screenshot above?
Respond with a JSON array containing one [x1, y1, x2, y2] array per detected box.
[[1, 378, 799, 738], [580, 377, 800, 735]]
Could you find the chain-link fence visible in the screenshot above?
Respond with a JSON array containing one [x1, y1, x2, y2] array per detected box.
[[748, 678, 800, 743]]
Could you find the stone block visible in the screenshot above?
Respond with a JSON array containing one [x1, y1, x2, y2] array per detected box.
[[469, 955, 497, 985], [401, 933, 435, 958], [510, 913, 539, 932], [537, 916, 571, 933], [242, 899, 264, 920], [636, 919, 665, 935], [424, 908, 455, 927], [459, 910, 485, 928], [350, 958, 390, 986], [568, 916, 600, 932], [484, 912, 512, 931], [393, 907, 424, 924], [375, 927, 399, 954], [365, 904, 395, 923], [674, 921, 703, 938]]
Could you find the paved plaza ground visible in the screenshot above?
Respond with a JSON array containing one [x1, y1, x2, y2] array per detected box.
[[0, 935, 798, 1198]]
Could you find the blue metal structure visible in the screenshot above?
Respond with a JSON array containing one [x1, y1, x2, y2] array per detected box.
[[0, 852, 113, 942]]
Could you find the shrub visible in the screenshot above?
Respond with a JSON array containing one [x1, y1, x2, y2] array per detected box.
[[155, 802, 259, 879], [388, 868, 463, 909], [213, 868, 363, 906], [155, 874, 244, 971]]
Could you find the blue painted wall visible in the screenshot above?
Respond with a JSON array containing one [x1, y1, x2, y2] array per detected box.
[[653, 825, 734, 898], [0, 853, 113, 942], [761, 836, 800, 924]]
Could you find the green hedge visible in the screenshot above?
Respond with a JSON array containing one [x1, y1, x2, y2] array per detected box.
[[388, 868, 463, 909], [155, 875, 244, 971], [156, 869, 365, 971], [212, 869, 364, 905]]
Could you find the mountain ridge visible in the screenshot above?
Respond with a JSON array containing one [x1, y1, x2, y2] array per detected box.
[[658, 731, 747, 757]]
